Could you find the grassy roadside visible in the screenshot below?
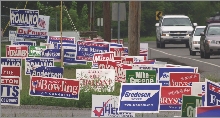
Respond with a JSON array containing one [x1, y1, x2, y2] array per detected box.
[[123, 36, 156, 43], [1, 41, 219, 108]]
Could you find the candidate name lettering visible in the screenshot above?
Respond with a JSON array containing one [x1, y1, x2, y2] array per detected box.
[[10, 10, 38, 26], [161, 98, 182, 104], [78, 46, 108, 53], [8, 50, 27, 57], [26, 61, 53, 70], [1, 61, 21, 66], [32, 79, 78, 95], [42, 51, 60, 57], [186, 99, 202, 117], [31, 70, 63, 78], [93, 54, 114, 62], [18, 28, 47, 36], [209, 84, 220, 105]]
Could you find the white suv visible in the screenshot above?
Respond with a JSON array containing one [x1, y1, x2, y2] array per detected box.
[[189, 26, 206, 56], [155, 15, 197, 48]]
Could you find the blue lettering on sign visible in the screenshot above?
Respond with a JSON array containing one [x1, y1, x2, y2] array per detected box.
[[30, 66, 64, 78], [1, 85, 20, 105], [10, 9, 39, 27], [12, 41, 36, 46], [41, 49, 61, 61]]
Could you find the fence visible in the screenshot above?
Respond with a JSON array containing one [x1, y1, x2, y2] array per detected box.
[[1, 15, 58, 37]]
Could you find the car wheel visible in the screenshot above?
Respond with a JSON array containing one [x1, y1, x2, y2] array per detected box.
[[156, 37, 160, 48], [160, 42, 165, 48], [204, 51, 210, 59], [200, 50, 204, 58], [185, 43, 189, 48]]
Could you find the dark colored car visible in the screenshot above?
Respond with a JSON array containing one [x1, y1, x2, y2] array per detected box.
[[200, 23, 220, 59], [206, 14, 220, 24]]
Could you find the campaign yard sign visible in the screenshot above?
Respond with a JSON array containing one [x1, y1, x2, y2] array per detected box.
[[158, 67, 195, 86], [29, 76, 80, 99], [191, 82, 205, 106], [6, 45, 28, 59], [1, 76, 20, 106], [118, 83, 162, 113], [9, 30, 24, 41], [1, 66, 22, 89], [1, 57, 22, 66], [76, 69, 115, 92], [47, 36, 75, 49], [76, 41, 110, 61], [40, 42, 54, 49], [57, 43, 76, 49], [29, 46, 47, 57], [111, 39, 124, 44], [41, 49, 61, 62], [125, 70, 157, 83], [10, 9, 39, 27], [25, 57, 54, 75], [160, 86, 192, 111], [63, 49, 87, 65], [92, 52, 114, 68], [91, 95, 135, 117], [195, 106, 220, 117], [181, 95, 202, 117], [11, 41, 36, 46], [30, 66, 64, 78], [205, 79, 220, 106], [169, 72, 200, 86]]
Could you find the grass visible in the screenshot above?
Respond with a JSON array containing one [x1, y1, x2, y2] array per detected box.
[[1, 41, 219, 108], [123, 36, 156, 43]]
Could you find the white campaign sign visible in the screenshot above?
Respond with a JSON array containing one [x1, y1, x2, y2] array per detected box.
[[9, 30, 24, 41], [191, 82, 205, 96], [91, 95, 135, 117], [76, 69, 115, 92], [40, 42, 55, 49]]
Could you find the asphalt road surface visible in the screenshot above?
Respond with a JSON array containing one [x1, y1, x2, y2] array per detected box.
[[2, 41, 220, 117], [147, 41, 220, 80]]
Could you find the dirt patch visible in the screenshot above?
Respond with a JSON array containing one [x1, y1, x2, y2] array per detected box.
[[153, 58, 204, 73]]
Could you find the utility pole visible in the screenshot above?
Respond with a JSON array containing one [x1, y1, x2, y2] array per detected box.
[[128, 1, 141, 56], [103, 1, 111, 42]]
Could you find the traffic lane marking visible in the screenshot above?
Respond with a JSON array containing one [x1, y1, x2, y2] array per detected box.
[[149, 48, 220, 68]]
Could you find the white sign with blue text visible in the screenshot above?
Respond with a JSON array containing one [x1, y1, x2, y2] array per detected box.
[[205, 79, 220, 106], [118, 83, 162, 113]]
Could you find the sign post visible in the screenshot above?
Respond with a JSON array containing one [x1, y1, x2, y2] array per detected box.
[[60, 1, 63, 67]]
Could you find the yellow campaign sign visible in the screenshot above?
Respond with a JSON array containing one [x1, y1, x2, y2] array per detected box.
[[156, 11, 162, 20]]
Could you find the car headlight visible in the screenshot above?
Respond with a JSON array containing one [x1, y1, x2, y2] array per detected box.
[[162, 31, 169, 36], [207, 40, 216, 44]]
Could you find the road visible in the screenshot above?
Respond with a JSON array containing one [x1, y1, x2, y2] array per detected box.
[[2, 41, 220, 117], [147, 41, 220, 80]]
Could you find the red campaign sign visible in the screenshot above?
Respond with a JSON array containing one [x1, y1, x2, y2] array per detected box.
[[110, 47, 124, 57], [98, 60, 132, 82], [1, 66, 22, 89], [169, 72, 200, 86], [6, 45, 28, 59], [30, 76, 80, 99], [114, 56, 134, 64], [160, 86, 191, 107], [92, 38, 104, 42], [111, 39, 124, 44], [92, 52, 114, 66], [1, 76, 20, 86]]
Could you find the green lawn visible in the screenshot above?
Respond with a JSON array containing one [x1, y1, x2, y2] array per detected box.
[[123, 36, 156, 42]]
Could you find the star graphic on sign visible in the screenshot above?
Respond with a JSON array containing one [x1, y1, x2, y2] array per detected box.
[[212, 87, 215, 90]]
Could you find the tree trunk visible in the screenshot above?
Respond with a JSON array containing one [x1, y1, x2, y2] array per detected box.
[[103, 1, 111, 42], [128, 1, 141, 56]]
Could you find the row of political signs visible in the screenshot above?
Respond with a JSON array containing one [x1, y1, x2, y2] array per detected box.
[[1, 8, 219, 117]]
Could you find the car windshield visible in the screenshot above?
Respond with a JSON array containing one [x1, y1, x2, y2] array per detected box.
[[162, 18, 192, 26], [194, 28, 205, 36], [207, 26, 220, 35]]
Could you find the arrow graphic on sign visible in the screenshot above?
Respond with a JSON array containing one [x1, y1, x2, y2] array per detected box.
[[157, 12, 161, 19]]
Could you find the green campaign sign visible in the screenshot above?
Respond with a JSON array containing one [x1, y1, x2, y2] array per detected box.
[[126, 70, 156, 83], [181, 95, 202, 117], [29, 46, 47, 57]]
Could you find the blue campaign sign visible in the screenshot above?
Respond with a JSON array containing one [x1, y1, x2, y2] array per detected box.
[[47, 36, 75, 49], [57, 43, 76, 49], [205, 79, 220, 106], [30, 66, 64, 78], [1, 57, 22, 66], [11, 41, 36, 46], [25, 57, 54, 75], [63, 49, 87, 65], [196, 106, 220, 117], [10, 9, 39, 27], [16, 27, 48, 39], [110, 43, 123, 47], [158, 67, 195, 86], [118, 83, 162, 113], [41, 49, 61, 62], [76, 41, 110, 61], [1, 85, 20, 106]]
